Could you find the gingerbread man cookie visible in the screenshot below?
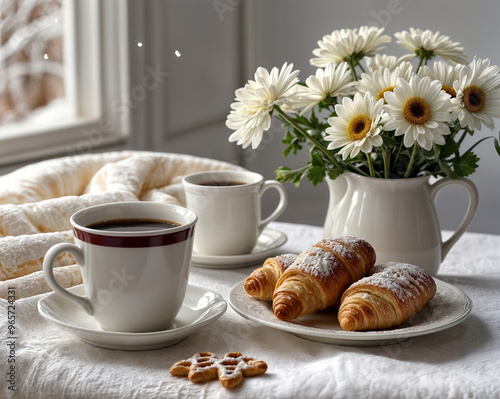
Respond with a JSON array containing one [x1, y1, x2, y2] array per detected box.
[[169, 352, 268, 388]]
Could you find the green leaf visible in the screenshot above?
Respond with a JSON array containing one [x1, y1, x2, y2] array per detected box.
[[453, 151, 479, 177], [381, 135, 399, 147], [309, 111, 320, 128], [310, 151, 325, 166], [495, 136, 500, 156], [437, 158, 457, 178], [327, 168, 344, 181], [305, 153, 327, 186], [281, 131, 304, 157], [275, 166, 308, 187], [306, 165, 326, 186], [438, 138, 459, 159]]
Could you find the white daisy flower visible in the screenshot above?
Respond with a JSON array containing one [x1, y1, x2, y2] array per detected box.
[[291, 62, 356, 114], [358, 62, 413, 102], [325, 92, 385, 160], [419, 61, 464, 98], [226, 63, 300, 149], [383, 76, 453, 150], [365, 54, 414, 73], [357, 26, 392, 56], [395, 28, 467, 65], [310, 26, 391, 67], [451, 58, 500, 130], [226, 91, 272, 150]]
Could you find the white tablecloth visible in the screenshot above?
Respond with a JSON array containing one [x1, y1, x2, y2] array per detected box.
[[1, 222, 500, 399]]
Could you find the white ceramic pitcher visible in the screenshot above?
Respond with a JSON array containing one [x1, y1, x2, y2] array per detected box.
[[323, 172, 478, 275]]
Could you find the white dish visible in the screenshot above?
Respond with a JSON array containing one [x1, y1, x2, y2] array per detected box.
[[191, 228, 287, 268], [228, 279, 472, 346], [38, 284, 227, 351]]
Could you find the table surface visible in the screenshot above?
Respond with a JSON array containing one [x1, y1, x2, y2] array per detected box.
[[2, 221, 500, 399]]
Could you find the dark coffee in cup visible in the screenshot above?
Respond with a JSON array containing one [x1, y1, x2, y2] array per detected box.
[[87, 218, 181, 232], [199, 181, 246, 187]]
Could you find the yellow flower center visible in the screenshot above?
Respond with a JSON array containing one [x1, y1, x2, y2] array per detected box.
[[442, 85, 457, 98], [347, 114, 372, 140], [376, 86, 396, 101], [402, 97, 431, 125], [462, 85, 486, 113]]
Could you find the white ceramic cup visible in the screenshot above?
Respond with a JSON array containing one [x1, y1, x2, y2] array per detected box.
[[182, 170, 287, 256], [42, 202, 197, 333]]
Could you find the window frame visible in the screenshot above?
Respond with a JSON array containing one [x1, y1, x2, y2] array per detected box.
[[0, 0, 131, 166]]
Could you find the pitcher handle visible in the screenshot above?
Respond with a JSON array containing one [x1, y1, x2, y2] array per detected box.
[[429, 178, 478, 261]]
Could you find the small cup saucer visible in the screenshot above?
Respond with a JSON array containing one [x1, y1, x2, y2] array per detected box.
[[37, 284, 227, 351], [191, 228, 287, 269]]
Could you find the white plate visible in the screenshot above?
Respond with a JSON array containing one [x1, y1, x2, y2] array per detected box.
[[228, 279, 472, 346], [191, 228, 287, 269], [38, 284, 227, 351]]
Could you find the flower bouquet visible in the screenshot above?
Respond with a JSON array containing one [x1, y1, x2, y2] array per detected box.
[[225, 27, 500, 185]]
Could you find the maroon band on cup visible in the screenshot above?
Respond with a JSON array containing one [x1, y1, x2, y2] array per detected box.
[[73, 226, 195, 248]]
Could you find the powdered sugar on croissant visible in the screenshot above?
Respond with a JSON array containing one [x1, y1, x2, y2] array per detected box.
[[338, 262, 437, 331], [273, 236, 376, 321]]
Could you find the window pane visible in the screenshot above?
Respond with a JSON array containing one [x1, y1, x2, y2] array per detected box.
[[0, 0, 65, 127]]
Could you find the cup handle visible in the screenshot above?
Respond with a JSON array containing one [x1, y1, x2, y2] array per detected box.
[[43, 243, 94, 315], [429, 177, 479, 261], [258, 180, 288, 233]]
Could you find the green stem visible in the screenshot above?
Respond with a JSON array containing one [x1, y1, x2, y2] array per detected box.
[[346, 163, 370, 177], [456, 129, 469, 148], [347, 59, 359, 81], [274, 106, 370, 178], [451, 122, 462, 136], [274, 106, 342, 170], [383, 149, 390, 178], [415, 56, 425, 74], [366, 153, 376, 178], [404, 145, 419, 178], [392, 141, 404, 173]]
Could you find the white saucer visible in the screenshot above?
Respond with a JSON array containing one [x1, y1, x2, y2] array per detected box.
[[228, 279, 472, 346], [191, 228, 287, 269], [38, 284, 227, 351]]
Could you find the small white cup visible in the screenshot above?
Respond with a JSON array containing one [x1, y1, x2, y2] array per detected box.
[[42, 202, 197, 333], [182, 170, 287, 256]]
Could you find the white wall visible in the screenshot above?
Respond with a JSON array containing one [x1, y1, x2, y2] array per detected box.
[[125, 0, 243, 165]]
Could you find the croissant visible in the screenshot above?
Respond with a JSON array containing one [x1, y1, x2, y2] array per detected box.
[[244, 254, 297, 301], [338, 262, 437, 331], [273, 236, 376, 321]]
